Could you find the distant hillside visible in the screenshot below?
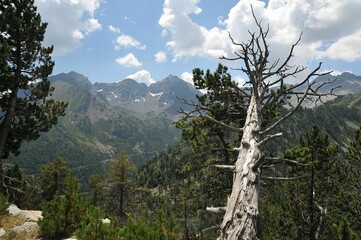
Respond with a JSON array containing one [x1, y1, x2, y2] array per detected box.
[[138, 92, 361, 190], [7, 71, 361, 186], [270, 93, 361, 152], [8, 72, 201, 185]]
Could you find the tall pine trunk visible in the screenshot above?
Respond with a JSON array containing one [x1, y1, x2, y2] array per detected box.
[[219, 95, 262, 240], [0, 88, 18, 193]]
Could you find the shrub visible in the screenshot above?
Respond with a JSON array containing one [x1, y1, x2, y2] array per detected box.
[[75, 206, 121, 240], [0, 194, 9, 216], [39, 175, 89, 240], [118, 210, 180, 240]]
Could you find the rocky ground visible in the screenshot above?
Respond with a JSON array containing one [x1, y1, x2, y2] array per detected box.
[[0, 204, 42, 240]]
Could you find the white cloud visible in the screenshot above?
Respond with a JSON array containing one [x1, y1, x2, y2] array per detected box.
[[181, 72, 193, 85], [72, 30, 84, 40], [126, 70, 155, 86], [159, 0, 208, 60], [154, 51, 167, 63], [234, 76, 246, 86], [316, 29, 361, 62], [108, 25, 121, 33], [85, 18, 102, 33], [159, 0, 361, 73], [34, 0, 102, 55], [115, 53, 142, 68], [115, 34, 146, 49]]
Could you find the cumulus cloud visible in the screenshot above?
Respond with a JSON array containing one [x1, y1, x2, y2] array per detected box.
[[126, 70, 155, 86], [154, 51, 167, 63], [114, 34, 146, 50], [316, 29, 361, 62], [85, 18, 102, 33], [159, 0, 361, 72], [159, 0, 208, 60], [108, 25, 121, 33], [34, 0, 102, 55], [115, 53, 142, 67], [181, 72, 194, 85]]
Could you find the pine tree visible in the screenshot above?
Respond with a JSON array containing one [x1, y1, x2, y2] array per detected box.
[[105, 154, 134, 221], [282, 126, 339, 239], [0, 0, 67, 192], [39, 175, 89, 239], [39, 156, 70, 202], [342, 127, 361, 234], [89, 173, 104, 206]]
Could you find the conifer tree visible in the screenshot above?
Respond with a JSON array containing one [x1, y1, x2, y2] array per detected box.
[[39, 156, 70, 202], [343, 127, 361, 233], [105, 154, 134, 221], [39, 175, 88, 239], [89, 173, 104, 206], [0, 0, 67, 192], [282, 126, 339, 239]]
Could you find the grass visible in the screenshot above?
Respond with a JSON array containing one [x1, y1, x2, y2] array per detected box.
[[0, 214, 41, 240]]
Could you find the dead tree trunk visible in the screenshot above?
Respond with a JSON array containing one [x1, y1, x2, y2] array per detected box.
[[179, 9, 338, 240], [219, 95, 262, 240]]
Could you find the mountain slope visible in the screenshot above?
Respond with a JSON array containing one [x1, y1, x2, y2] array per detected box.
[[8, 72, 201, 185]]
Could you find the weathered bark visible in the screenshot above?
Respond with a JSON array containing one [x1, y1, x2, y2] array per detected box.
[[218, 95, 262, 240]]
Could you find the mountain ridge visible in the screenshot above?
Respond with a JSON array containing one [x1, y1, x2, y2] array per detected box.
[[8, 70, 361, 188]]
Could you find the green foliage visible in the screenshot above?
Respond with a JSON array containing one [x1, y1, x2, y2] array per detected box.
[[89, 174, 104, 206], [105, 154, 135, 221], [75, 206, 120, 240], [39, 156, 70, 202], [118, 210, 180, 240], [0, 0, 67, 160], [39, 175, 88, 239], [137, 141, 228, 238], [342, 126, 361, 234], [3, 165, 25, 207], [38, 194, 67, 240], [177, 64, 243, 162], [261, 126, 343, 239], [338, 218, 353, 240], [0, 194, 9, 216]]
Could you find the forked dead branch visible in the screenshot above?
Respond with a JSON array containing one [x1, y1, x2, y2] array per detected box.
[[179, 9, 339, 240]]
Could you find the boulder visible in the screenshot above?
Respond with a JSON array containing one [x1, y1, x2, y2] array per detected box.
[[0, 228, 6, 237], [12, 222, 38, 233]]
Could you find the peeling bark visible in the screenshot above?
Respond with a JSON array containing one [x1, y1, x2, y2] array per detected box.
[[218, 96, 262, 240]]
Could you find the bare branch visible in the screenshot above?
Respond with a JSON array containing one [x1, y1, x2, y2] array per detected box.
[[207, 207, 227, 214], [199, 115, 243, 134], [209, 164, 235, 171], [260, 63, 323, 136], [264, 157, 308, 166], [258, 132, 283, 146], [202, 226, 220, 233], [261, 175, 310, 181]]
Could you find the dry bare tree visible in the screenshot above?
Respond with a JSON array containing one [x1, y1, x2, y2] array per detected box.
[[180, 12, 338, 240]]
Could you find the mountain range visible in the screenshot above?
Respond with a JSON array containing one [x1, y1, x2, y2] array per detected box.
[[8, 72, 200, 184], [8, 71, 361, 185]]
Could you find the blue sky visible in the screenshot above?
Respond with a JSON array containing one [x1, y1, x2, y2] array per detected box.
[[34, 0, 361, 85]]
